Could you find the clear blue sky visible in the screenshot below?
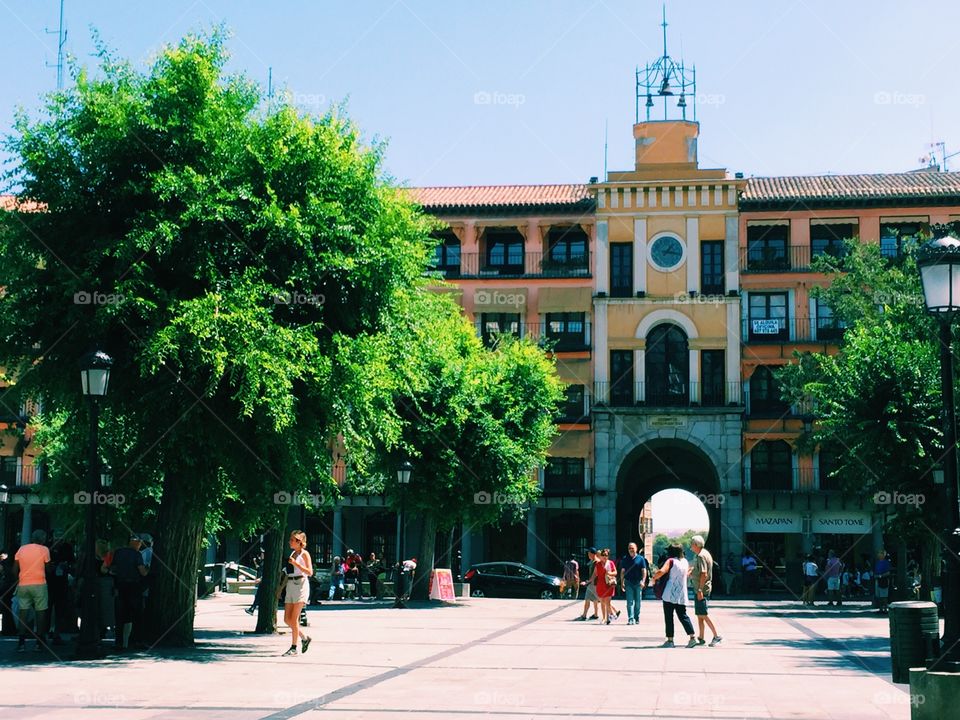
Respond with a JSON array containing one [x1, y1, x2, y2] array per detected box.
[[2, 1, 959, 188]]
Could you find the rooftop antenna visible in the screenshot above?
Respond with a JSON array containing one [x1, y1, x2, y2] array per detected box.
[[45, 0, 67, 90], [267, 66, 273, 101], [604, 119, 609, 180], [636, 3, 695, 123]]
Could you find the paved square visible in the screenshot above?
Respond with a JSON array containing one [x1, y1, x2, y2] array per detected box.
[[0, 595, 914, 719]]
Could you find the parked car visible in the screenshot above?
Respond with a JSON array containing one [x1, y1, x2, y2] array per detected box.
[[463, 562, 562, 599]]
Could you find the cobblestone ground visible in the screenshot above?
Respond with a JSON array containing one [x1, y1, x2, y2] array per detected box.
[[0, 595, 915, 719]]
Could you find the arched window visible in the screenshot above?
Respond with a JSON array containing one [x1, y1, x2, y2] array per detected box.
[[750, 441, 793, 491], [750, 366, 789, 416], [645, 324, 689, 406]]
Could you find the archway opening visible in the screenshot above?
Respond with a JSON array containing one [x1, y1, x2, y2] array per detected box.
[[650, 489, 710, 564]]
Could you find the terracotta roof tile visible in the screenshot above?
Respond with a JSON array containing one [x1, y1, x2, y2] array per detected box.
[[409, 184, 593, 212], [0, 195, 44, 212], [742, 172, 960, 209]]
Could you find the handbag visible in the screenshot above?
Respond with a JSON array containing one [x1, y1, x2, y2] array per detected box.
[[654, 559, 673, 600]]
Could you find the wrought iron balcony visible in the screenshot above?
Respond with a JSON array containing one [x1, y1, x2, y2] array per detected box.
[[593, 381, 743, 408], [429, 251, 591, 279]]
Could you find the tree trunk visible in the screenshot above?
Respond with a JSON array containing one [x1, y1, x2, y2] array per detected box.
[[145, 474, 206, 647], [255, 523, 286, 634], [410, 513, 438, 602]]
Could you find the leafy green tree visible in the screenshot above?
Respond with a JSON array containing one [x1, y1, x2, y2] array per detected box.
[[0, 31, 434, 644], [778, 240, 945, 588]]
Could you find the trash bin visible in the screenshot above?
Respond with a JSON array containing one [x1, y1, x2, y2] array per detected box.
[[889, 600, 940, 683]]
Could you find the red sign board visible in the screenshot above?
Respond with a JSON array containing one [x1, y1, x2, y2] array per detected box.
[[429, 568, 457, 602]]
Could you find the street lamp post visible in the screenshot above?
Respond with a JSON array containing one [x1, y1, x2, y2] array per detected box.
[[76, 349, 112, 660], [917, 232, 960, 668], [394, 460, 413, 609]]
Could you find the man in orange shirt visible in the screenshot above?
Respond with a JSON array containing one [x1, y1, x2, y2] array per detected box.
[[13, 529, 51, 652]]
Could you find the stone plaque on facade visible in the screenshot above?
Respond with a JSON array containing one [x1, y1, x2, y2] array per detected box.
[[649, 416, 687, 428]]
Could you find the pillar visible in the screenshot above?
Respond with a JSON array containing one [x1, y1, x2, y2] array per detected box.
[[686, 216, 700, 293], [525, 509, 539, 569], [594, 302, 609, 402], [633, 218, 647, 294], [689, 349, 700, 403], [332, 505, 344, 556], [525, 219, 542, 275], [724, 214, 739, 295], [20, 503, 32, 545], [460, 526, 473, 575], [596, 221, 609, 294]]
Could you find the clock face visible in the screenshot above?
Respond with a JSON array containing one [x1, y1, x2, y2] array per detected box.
[[650, 235, 684, 270]]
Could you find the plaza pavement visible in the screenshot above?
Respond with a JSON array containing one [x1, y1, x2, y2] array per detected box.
[[0, 593, 916, 720]]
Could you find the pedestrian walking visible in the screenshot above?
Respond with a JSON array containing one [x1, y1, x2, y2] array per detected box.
[[652, 544, 697, 648], [823, 550, 843, 607], [245, 550, 265, 615], [574, 548, 600, 620], [874, 549, 892, 614], [619, 542, 648, 625], [109, 534, 148, 650], [741, 552, 759, 594], [561, 555, 580, 600], [328, 556, 345, 600], [802, 555, 818, 606], [595, 548, 617, 625], [690, 535, 721, 646], [13, 529, 51, 652], [280, 530, 312, 656]]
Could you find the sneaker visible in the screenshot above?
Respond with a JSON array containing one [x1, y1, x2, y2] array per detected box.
[[685, 638, 699, 648], [282, 646, 298, 657], [245, 607, 255, 615], [697, 637, 706, 645], [660, 640, 675, 648], [588, 614, 598, 620], [605, 618, 611, 625], [709, 636, 723, 647], [573, 615, 587, 621], [615, 610, 621, 618], [627, 619, 636, 625], [301, 636, 311, 654]]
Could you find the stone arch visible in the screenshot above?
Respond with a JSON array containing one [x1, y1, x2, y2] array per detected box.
[[635, 309, 699, 340]]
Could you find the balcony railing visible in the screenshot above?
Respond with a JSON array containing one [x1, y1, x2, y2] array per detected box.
[[740, 246, 848, 274], [0, 462, 44, 488], [593, 381, 743, 408], [528, 322, 592, 352], [542, 468, 593, 497], [746, 468, 841, 493], [557, 392, 592, 424], [742, 318, 846, 344], [430, 251, 591, 279]]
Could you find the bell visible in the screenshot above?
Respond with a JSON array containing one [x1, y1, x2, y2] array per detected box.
[[677, 94, 686, 108], [645, 93, 654, 108], [659, 76, 673, 96]]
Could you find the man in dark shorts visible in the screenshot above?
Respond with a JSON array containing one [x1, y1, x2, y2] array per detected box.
[[110, 534, 148, 649], [690, 535, 722, 646]]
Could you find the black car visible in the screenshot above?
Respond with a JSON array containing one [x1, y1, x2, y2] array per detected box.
[[464, 562, 562, 599]]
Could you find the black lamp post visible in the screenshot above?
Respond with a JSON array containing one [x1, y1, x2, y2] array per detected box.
[[394, 460, 413, 609], [917, 232, 960, 668], [0, 484, 8, 549], [76, 349, 112, 659]]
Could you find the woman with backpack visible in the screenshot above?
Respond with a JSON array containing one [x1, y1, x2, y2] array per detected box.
[[651, 544, 697, 648]]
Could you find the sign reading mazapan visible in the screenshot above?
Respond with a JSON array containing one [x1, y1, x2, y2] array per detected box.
[[650, 416, 687, 428], [744, 510, 802, 533], [429, 568, 457, 602]]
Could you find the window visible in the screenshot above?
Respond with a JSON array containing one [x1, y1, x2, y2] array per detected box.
[[544, 458, 586, 495], [818, 447, 841, 491], [431, 232, 461, 275], [479, 313, 521, 347], [746, 224, 789, 271], [750, 366, 789, 416], [815, 300, 847, 341], [558, 384, 587, 423], [748, 293, 789, 341], [610, 243, 633, 297], [880, 221, 927, 260], [610, 350, 634, 406], [701, 349, 725, 406], [545, 312, 587, 351], [484, 229, 524, 274], [645, 324, 689, 406], [0, 457, 16, 486], [750, 441, 792, 491], [811, 223, 855, 261], [546, 227, 588, 275], [701, 240, 724, 294]]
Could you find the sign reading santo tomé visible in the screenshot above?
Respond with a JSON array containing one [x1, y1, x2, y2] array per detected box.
[[744, 510, 874, 534], [811, 512, 873, 534]]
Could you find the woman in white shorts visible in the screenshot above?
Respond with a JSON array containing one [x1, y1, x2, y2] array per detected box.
[[281, 530, 313, 656]]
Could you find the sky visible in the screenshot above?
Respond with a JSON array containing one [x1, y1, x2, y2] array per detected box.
[[2, 1, 960, 189], [651, 489, 709, 536]]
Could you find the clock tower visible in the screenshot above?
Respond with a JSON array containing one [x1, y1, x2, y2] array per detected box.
[[590, 7, 746, 567]]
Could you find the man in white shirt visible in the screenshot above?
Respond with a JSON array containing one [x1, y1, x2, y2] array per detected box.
[[802, 555, 819, 606]]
